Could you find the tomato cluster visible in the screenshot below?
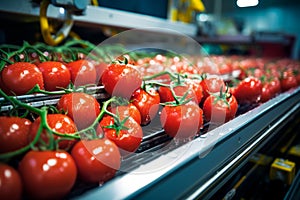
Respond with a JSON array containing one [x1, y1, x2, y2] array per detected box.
[[1, 41, 300, 200]]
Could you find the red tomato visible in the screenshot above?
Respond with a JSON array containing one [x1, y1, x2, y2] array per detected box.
[[30, 114, 77, 150], [260, 83, 273, 103], [98, 115, 143, 154], [0, 116, 32, 153], [0, 75, 12, 95], [0, 163, 22, 200], [232, 76, 263, 104], [280, 72, 298, 92], [101, 62, 142, 99], [109, 103, 142, 125], [160, 103, 203, 139], [268, 77, 281, 97], [67, 59, 97, 87], [200, 76, 226, 104], [130, 87, 160, 126], [18, 150, 77, 200], [94, 62, 108, 84], [71, 139, 121, 184], [158, 79, 203, 104], [37, 61, 71, 91], [203, 93, 238, 123], [1, 62, 44, 95], [57, 92, 100, 130]]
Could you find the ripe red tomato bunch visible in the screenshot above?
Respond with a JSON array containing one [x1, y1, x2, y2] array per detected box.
[[0, 59, 101, 96], [1, 41, 300, 200], [0, 92, 125, 200]]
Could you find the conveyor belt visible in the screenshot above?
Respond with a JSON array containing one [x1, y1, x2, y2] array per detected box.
[[73, 87, 300, 200]]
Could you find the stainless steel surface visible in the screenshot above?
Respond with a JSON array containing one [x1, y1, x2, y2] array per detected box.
[[72, 87, 300, 199]]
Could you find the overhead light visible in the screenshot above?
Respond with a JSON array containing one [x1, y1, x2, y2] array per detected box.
[[236, 0, 259, 7]]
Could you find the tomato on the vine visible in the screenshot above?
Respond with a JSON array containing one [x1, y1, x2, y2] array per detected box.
[[29, 114, 78, 150], [232, 76, 263, 104], [37, 61, 71, 91], [280, 71, 298, 92], [158, 79, 203, 104], [1, 62, 44, 95], [130, 87, 160, 126], [101, 61, 142, 99], [57, 92, 100, 130], [98, 115, 143, 154], [200, 76, 226, 104], [203, 91, 238, 123], [0, 116, 32, 153], [108, 103, 142, 125], [67, 59, 97, 87], [160, 102, 203, 139], [0, 163, 23, 200], [71, 139, 121, 184], [18, 150, 77, 200]]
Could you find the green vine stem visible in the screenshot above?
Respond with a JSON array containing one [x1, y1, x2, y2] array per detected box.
[[0, 89, 127, 160]]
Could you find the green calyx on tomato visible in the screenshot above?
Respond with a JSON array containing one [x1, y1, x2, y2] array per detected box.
[[102, 115, 130, 136], [211, 86, 232, 109]]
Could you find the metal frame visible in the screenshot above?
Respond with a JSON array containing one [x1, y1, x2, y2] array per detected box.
[[0, 0, 197, 36], [74, 87, 300, 200]]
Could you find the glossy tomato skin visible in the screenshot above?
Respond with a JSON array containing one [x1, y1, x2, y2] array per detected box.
[[71, 139, 121, 184], [1, 62, 44, 95], [268, 77, 281, 97], [98, 115, 143, 154], [203, 94, 238, 123], [158, 79, 203, 104], [18, 150, 77, 200], [280, 72, 298, 92], [200, 76, 226, 104], [109, 103, 142, 125], [101, 62, 142, 99], [94, 62, 108, 84], [0, 163, 23, 200], [160, 103, 203, 139], [57, 92, 100, 130], [0, 116, 32, 153], [38, 61, 71, 91], [233, 76, 263, 104], [260, 83, 273, 103], [130, 88, 160, 126], [0, 75, 12, 95], [67, 59, 97, 87], [30, 114, 77, 150]]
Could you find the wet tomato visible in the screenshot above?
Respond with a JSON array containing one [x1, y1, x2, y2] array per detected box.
[[160, 103, 203, 139], [130, 87, 160, 126], [71, 139, 121, 184], [29, 114, 77, 150], [0, 116, 32, 153], [232, 76, 263, 104], [18, 150, 77, 200], [98, 115, 143, 154], [101, 62, 142, 99], [158, 79, 203, 104], [203, 92, 238, 123], [37, 61, 71, 91], [67, 59, 97, 87], [0, 163, 22, 200], [57, 92, 100, 130], [200, 76, 226, 104], [280, 72, 298, 92], [1, 62, 44, 95], [108, 103, 142, 125]]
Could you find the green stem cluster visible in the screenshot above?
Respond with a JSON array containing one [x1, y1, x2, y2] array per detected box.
[[0, 39, 128, 71], [0, 89, 125, 160]]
